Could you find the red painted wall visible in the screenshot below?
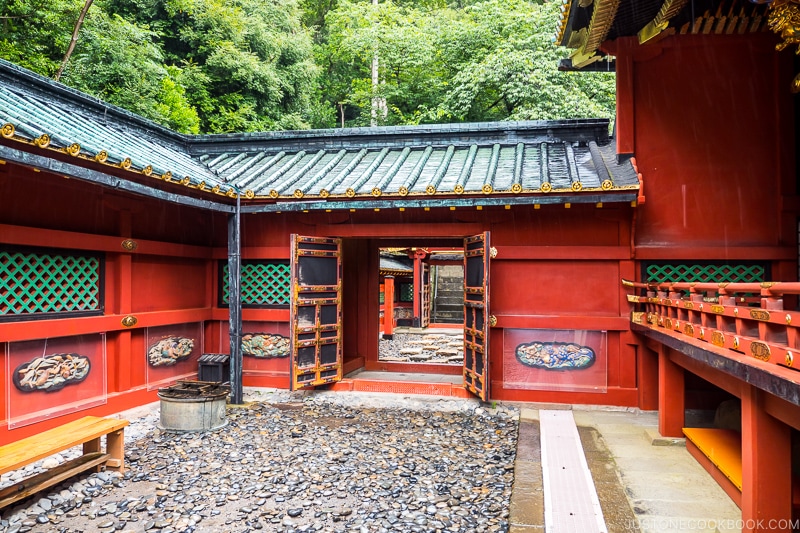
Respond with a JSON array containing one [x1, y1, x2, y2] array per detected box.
[[627, 33, 794, 251]]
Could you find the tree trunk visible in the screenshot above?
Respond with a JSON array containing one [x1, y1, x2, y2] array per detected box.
[[54, 0, 93, 82]]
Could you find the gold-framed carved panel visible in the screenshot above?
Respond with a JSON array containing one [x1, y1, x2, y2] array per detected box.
[[6, 334, 107, 429], [503, 329, 608, 393], [145, 322, 203, 391]]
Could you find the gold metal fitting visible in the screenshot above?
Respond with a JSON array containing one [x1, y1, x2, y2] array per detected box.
[[121, 239, 138, 251], [121, 315, 138, 327], [34, 134, 51, 148]]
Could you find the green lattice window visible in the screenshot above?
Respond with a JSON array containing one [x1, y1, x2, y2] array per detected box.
[[399, 282, 414, 303], [221, 261, 290, 307], [645, 263, 766, 284], [0, 248, 102, 319]]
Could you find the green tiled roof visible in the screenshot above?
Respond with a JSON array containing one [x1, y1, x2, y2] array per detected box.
[[0, 59, 640, 211]]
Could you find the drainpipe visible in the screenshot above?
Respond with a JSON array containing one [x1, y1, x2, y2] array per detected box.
[[228, 192, 243, 404]]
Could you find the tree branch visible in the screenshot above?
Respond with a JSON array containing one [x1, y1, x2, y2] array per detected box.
[[54, 0, 94, 82]]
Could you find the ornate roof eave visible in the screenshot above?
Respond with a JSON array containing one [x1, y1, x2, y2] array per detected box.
[[0, 121, 240, 201], [638, 0, 690, 43], [566, 0, 622, 68], [0, 141, 236, 213], [240, 190, 641, 214]]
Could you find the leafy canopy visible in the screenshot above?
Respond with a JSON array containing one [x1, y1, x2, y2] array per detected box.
[[0, 0, 615, 132]]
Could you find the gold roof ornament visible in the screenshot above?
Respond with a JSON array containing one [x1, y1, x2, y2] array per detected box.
[[766, 0, 800, 92]]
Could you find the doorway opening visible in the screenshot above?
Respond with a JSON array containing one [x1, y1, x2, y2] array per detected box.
[[377, 246, 465, 372], [290, 232, 490, 401]]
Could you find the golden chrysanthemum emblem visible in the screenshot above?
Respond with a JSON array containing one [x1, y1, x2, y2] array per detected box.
[[34, 134, 51, 148]]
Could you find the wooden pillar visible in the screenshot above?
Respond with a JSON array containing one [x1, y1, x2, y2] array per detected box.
[[115, 210, 132, 393], [741, 385, 792, 532], [383, 276, 395, 340], [228, 198, 243, 404], [410, 249, 427, 327], [658, 345, 684, 437]]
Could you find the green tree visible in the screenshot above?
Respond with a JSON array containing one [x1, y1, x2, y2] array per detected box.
[[60, 11, 200, 133], [318, 0, 615, 127], [101, 0, 321, 132], [0, 0, 84, 75]]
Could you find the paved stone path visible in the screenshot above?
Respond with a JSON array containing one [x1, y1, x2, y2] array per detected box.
[[378, 333, 464, 365]]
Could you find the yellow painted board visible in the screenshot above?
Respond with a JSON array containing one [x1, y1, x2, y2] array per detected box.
[[683, 427, 743, 491]]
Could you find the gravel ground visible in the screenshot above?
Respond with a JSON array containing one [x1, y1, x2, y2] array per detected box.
[[1, 389, 519, 533]]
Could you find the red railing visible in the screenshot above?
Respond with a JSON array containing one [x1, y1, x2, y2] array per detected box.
[[621, 279, 800, 372]]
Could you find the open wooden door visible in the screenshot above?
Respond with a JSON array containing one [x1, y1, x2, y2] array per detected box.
[[463, 232, 491, 401], [290, 235, 343, 390]]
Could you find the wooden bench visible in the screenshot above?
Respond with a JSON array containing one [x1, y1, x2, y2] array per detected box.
[[0, 416, 129, 510], [683, 427, 800, 511]]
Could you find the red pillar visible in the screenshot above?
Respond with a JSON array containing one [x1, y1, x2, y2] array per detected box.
[[383, 276, 395, 340], [740, 385, 792, 532], [410, 249, 427, 328], [658, 345, 684, 437]]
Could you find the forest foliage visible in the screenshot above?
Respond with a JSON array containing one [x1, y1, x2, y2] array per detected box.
[[0, 0, 615, 133]]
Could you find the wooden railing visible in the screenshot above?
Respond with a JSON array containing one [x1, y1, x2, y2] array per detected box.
[[621, 279, 800, 373]]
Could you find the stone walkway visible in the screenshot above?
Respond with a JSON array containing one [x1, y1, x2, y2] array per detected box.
[[378, 330, 464, 365]]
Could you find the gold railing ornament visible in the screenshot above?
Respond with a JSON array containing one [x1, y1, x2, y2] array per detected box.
[[121, 315, 138, 327]]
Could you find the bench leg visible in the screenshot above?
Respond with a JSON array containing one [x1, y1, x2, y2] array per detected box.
[[105, 429, 125, 473], [83, 437, 103, 473]]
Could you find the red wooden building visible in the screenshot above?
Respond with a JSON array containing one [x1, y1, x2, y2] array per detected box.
[[0, 0, 798, 525], [555, 0, 799, 529]]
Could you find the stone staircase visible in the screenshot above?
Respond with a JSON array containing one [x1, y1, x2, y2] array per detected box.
[[432, 265, 464, 324]]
